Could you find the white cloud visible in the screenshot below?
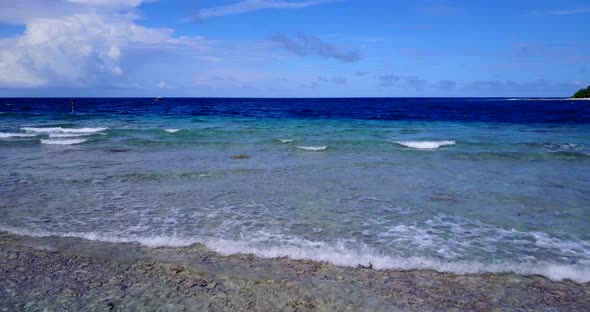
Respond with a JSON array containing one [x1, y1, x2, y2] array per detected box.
[[0, 11, 208, 87], [0, 48, 45, 86], [193, 0, 337, 20], [107, 45, 121, 61], [0, 0, 347, 95], [111, 65, 123, 76]]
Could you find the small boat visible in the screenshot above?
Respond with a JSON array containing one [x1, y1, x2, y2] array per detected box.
[[155, 96, 163, 102]]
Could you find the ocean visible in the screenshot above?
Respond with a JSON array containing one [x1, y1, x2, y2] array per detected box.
[[1, 97, 589, 283]]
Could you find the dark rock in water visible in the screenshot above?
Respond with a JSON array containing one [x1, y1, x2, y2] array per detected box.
[[189, 278, 209, 287], [109, 149, 130, 153], [231, 154, 249, 159], [289, 299, 316, 310], [62, 288, 81, 297], [357, 262, 373, 269]]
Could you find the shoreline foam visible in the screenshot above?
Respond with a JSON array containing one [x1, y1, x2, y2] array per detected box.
[[1, 231, 589, 311], [1, 226, 587, 283]]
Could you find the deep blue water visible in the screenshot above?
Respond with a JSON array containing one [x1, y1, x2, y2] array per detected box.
[[1, 98, 589, 282], [2, 97, 589, 123]]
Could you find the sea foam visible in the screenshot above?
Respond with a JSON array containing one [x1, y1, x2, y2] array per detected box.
[[22, 127, 107, 134], [49, 133, 95, 138], [41, 138, 88, 145], [542, 142, 583, 151], [164, 129, 181, 133], [295, 145, 327, 151], [0, 133, 38, 138], [279, 139, 294, 143], [0, 225, 588, 284], [395, 140, 455, 149]]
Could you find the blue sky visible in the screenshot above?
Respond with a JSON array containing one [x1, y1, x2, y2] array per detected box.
[[0, 0, 588, 97]]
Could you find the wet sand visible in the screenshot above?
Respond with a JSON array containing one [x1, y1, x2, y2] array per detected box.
[[1, 232, 588, 311]]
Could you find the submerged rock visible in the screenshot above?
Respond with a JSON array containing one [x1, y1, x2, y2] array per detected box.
[[231, 154, 249, 159], [109, 149, 130, 153]]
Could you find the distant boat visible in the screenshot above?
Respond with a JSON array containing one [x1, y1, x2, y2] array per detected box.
[[155, 96, 163, 102]]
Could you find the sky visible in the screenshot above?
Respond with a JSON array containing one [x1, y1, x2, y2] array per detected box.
[[0, 0, 588, 97]]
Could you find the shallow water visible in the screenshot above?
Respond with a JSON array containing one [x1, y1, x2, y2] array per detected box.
[[1, 98, 589, 282]]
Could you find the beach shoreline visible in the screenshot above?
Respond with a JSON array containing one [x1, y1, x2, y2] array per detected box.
[[515, 97, 590, 101], [1, 231, 588, 311]]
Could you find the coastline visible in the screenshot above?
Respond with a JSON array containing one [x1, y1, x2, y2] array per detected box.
[[516, 97, 590, 101], [1, 232, 588, 311]]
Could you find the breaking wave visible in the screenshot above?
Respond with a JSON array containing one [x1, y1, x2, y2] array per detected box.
[[49, 133, 96, 138], [41, 138, 88, 145], [0, 133, 38, 138], [22, 127, 107, 134], [0, 225, 588, 283], [395, 140, 455, 149], [295, 145, 327, 151]]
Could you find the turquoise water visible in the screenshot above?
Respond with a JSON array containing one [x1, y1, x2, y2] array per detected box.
[[1, 99, 590, 282]]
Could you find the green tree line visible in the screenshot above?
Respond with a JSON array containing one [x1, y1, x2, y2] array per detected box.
[[572, 85, 590, 98]]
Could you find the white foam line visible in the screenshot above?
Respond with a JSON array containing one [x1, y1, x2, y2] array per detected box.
[[395, 140, 455, 149], [0, 133, 38, 138], [41, 138, 87, 145], [49, 133, 95, 138], [1, 225, 588, 283], [22, 127, 107, 134], [295, 145, 327, 151]]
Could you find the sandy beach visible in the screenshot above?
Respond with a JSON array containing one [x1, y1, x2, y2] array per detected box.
[[1, 231, 588, 311]]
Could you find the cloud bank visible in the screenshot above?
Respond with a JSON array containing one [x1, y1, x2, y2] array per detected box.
[[0, 7, 207, 87]]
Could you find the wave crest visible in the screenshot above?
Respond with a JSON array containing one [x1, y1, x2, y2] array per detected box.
[[395, 140, 455, 149], [49, 133, 95, 138], [0, 133, 38, 138], [41, 138, 88, 145], [295, 145, 327, 151], [543, 142, 583, 151], [22, 127, 107, 134]]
